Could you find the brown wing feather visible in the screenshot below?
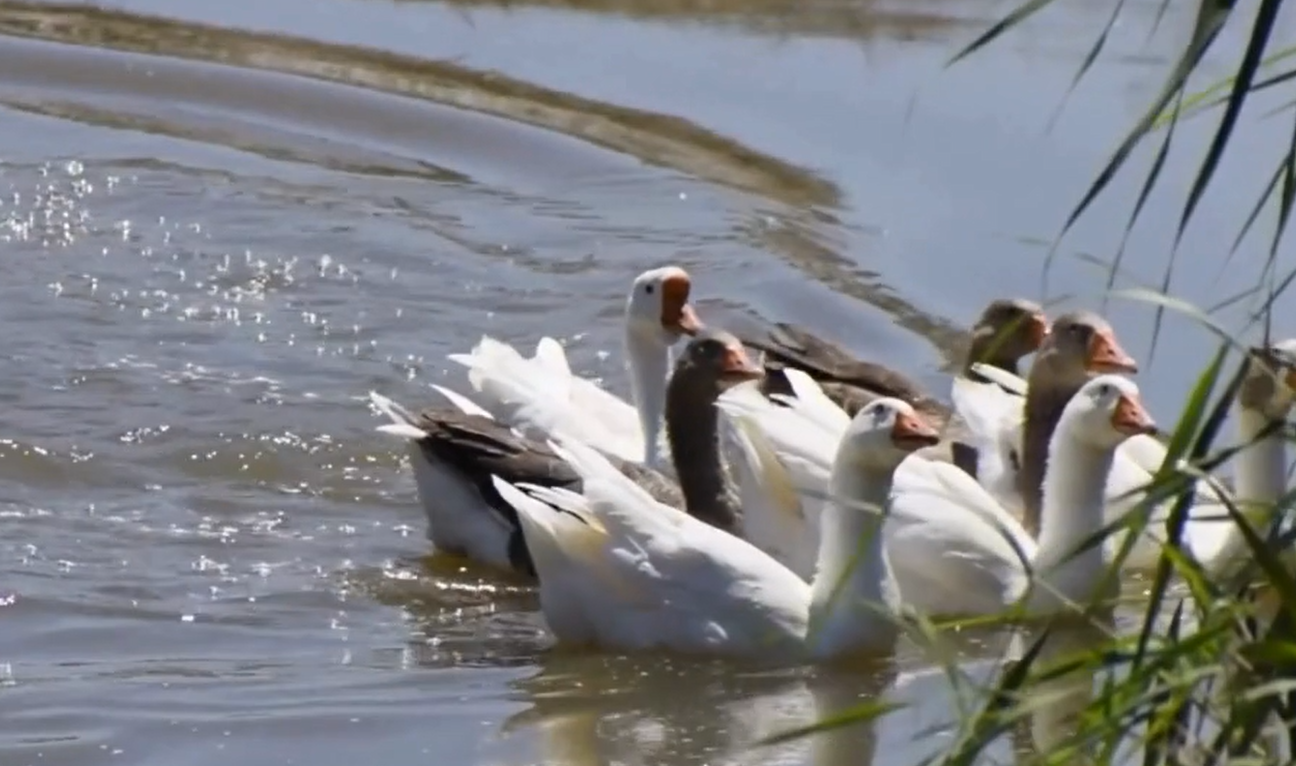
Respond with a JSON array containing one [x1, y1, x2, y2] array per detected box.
[[742, 322, 930, 403]]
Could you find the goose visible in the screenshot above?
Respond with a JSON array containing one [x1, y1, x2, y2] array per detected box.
[[892, 374, 1158, 616], [368, 329, 762, 577], [725, 372, 1157, 616], [447, 266, 701, 470], [487, 397, 941, 662], [740, 322, 934, 416], [1181, 339, 1296, 575], [945, 298, 1050, 476]]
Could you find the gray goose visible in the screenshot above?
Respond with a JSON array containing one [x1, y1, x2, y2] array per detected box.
[[744, 298, 1047, 419], [742, 298, 1049, 474]]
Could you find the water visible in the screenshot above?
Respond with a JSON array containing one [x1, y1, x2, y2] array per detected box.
[[0, 0, 1292, 763]]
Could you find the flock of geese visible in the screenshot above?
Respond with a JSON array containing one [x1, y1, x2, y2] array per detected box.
[[367, 265, 1296, 666]]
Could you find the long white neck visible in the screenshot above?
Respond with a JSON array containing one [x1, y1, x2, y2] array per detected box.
[[1032, 428, 1115, 608], [624, 326, 670, 469], [806, 460, 899, 660], [1203, 407, 1291, 577], [1234, 407, 1287, 520]]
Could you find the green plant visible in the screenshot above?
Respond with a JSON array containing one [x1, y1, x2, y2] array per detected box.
[[760, 0, 1296, 760]]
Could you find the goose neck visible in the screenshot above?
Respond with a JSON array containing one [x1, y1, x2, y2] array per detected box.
[[665, 377, 739, 533], [624, 327, 670, 469], [806, 460, 899, 659], [1033, 429, 1114, 607], [1019, 383, 1076, 537], [1235, 407, 1287, 517]]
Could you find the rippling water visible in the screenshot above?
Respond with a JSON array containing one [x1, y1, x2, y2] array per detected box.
[[2, 0, 1294, 764]]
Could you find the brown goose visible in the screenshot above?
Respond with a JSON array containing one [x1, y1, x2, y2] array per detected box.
[[369, 329, 761, 579], [743, 298, 1048, 424], [959, 298, 1052, 385], [1013, 311, 1139, 536], [945, 298, 1050, 473]]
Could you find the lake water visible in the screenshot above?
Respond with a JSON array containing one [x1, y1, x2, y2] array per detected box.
[[1, 0, 1293, 764]]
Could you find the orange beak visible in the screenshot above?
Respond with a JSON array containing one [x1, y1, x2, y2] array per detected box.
[[1027, 312, 1050, 350], [1086, 329, 1139, 374], [1110, 393, 1157, 436], [719, 344, 765, 384], [890, 410, 941, 451], [661, 273, 702, 337]]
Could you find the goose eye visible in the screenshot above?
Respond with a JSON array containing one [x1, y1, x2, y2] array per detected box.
[[1097, 383, 1113, 397], [644, 284, 655, 295]]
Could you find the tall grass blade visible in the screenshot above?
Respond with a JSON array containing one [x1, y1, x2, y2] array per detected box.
[[1151, 44, 1296, 130], [1105, 86, 1185, 303], [1045, 0, 1234, 307], [1252, 264, 1296, 326], [1143, 603, 1187, 766], [1265, 109, 1296, 270], [1146, 0, 1176, 44], [1149, 0, 1271, 355], [1225, 496, 1296, 630], [946, 0, 1061, 67], [757, 699, 907, 747], [1124, 342, 1230, 709], [1048, 0, 1129, 133], [1175, 0, 1283, 247], [1111, 288, 1241, 348], [1250, 65, 1296, 96], [1228, 160, 1283, 256], [941, 626, 1053, 766]]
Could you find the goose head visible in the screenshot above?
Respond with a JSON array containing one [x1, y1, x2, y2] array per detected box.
[[1031, 311, 1139, 391], [1060, 375, 1158, 449], [838, 398, 942, 473], [1240, 338, 1296, 421], [671, 328, 765, 397], [625, 266, 703, 346], [968, 297, 1050, 370]]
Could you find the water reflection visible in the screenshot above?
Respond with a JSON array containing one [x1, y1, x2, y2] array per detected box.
[[1019, 615, 1113, 760], [804, 663, 897, 766], [355, 553, 548, 669], [492, 623, 1036, 766], [505, 651, 910, 766]]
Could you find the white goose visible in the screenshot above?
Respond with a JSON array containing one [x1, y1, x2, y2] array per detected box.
[[447, 266, 701, 470], [488, 398, 941, 662], [1182, 339, 1296, 575], [721, 371, 1158, 617]]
